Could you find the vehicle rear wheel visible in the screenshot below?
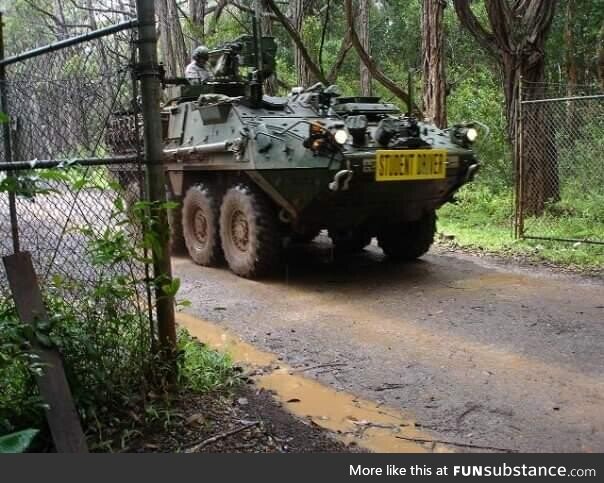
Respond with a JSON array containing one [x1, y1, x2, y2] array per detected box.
[[377, 211, 436, 261], [330, 228, 372, 253], [182, 184, 223, 266], [219, 184, 281, 278]]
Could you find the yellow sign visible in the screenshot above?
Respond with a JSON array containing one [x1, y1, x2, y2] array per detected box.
[[376, 149, 447, 181]]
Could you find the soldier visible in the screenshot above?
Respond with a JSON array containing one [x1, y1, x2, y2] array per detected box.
[[185, 46, 214, 84]]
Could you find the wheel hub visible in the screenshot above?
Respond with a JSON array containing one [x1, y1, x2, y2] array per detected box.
[[193, 209, 208, 245], [231, 210, 250, 252]]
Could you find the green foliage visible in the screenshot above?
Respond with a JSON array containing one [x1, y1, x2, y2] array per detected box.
[[447, 65, 511, 190], [0, 300, 44, 434], [0, 429, 39, 453], [0, 165, 237, 448], [176, 329, 239, 393], [438, 183, 604, 269]]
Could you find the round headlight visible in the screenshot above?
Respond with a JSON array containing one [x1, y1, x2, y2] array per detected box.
[[334, 129, 348, 145], [466, 127, 478, 143]]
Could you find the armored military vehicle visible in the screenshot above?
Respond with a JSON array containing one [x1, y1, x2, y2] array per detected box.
[[108, 31, 480, 279]]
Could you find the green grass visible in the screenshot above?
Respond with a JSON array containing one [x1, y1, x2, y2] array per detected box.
[[437, 184, 604, 271], [177, 329, 240, 393]]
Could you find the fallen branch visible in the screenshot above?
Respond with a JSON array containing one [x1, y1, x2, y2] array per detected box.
[[185, 421, 259, 453], [395, 435, 517, 453]]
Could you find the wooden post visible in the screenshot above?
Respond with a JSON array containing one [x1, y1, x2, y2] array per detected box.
[[3, 252, 88, 453]]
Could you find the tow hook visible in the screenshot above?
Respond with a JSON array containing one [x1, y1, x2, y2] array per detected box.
[[465, 163, 479, 182], [329, 169, 353, 191]]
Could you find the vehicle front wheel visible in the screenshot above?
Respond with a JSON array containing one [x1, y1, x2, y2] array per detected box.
[[219, 184, 281, 278], [182, 184, 223, 266], [377, 211, 437, 261]]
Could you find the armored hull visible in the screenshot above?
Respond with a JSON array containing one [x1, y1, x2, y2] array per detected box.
[[154, 84, 479, 277]]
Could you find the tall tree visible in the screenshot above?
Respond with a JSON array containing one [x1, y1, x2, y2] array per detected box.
[[453, 0, 557, 141], [344, 0, 415, 109], [157, 0, 188, 77], [421, 0, 447, 127], [564, 0, 577, 96], [358, 0, 372, 95], [266, 0, 328, 85], [260, 0, 278, 95], [453, 0, 558, 214], [290, 0, 315, 87]]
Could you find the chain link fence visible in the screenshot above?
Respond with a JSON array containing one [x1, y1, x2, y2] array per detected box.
[[0, 19, 159, 405], [515, 81, 604, 245]]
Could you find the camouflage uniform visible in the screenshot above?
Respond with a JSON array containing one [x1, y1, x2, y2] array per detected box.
[[185, 61, 213, 84]]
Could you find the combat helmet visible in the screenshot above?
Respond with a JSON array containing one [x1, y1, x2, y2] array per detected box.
[[192, 45, 209, 62]]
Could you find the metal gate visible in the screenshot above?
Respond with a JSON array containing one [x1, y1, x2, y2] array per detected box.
[[514, 80, 604, 245], [0, 0, 176, 374]]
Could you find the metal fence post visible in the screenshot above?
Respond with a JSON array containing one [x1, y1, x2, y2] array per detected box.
[[0, 12, 20, 253], [516, 75, 524, 239], [134, 0, 177, 361]]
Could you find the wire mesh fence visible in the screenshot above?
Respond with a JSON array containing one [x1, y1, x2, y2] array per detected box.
[[0, 22, 156, 394], [516, 81, 604, 245]]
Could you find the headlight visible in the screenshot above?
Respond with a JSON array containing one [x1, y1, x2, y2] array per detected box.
[[334, 129, 348, 145], [450, 124, 479, 147], [466, 127, 478, 143]]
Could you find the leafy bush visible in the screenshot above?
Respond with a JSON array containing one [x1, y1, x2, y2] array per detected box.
[[177, 329, 239, 393], [0, 300, 44, 434], [0, 166, 238, 447]]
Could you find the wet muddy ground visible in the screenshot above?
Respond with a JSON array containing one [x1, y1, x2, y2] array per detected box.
[[174, 237, 604, 453]]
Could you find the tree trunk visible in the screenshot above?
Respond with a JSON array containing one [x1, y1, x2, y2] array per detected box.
[[168, 0, 188, 77], [358, 0, 371, 96], [453, 0, 558, 215], [344, 0, 415, 108], [157, 0, 177, 77], [260, 0, 277, 95], [188, 0, 206, 48], [290, 0, 314, 87], [564, 0, 577, 95], [421, 0, 447, 128], [157, 0, 188, 77]]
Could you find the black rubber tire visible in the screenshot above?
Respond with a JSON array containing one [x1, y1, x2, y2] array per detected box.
[[219, 184, 281, 278], [330, 228, 372, 253], [182, 184, 223, 266], [377, 211, 437, 261], [292, 227, 321, 244], [168, 198, 187, 255]]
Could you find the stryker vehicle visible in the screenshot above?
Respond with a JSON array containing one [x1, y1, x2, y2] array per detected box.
[[108, 31, 480, 279]]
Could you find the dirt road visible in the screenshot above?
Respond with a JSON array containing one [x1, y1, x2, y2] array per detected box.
[[174, 238, 604, 452]]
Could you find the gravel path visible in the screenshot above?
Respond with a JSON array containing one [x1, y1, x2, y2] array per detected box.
[[175, 238, 604, 453]]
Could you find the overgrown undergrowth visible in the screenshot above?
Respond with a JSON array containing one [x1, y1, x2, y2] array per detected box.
[[438, 183, 604, 270], [0, 295, 238, 449], [0, 168, 238, 450]]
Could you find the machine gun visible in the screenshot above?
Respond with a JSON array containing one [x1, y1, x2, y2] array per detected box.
[[208, 35, 276, 82]]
